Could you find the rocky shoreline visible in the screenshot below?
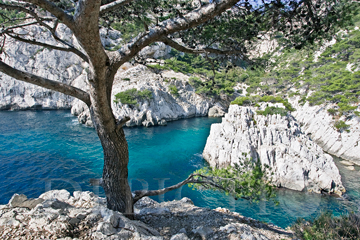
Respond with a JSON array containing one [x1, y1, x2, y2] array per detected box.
[[0, 190, 293, 240]]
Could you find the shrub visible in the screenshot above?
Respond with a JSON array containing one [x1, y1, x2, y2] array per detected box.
[[334, 120, 350, 132], [289, 91, 300, 97], [292, 212, 360, 240], [256, 107, 288, 117], [169, 85, 179, 96], [189, 157, 277, 203], [114, 88, 153, 105], [147, 64, 167, 71], [327, 108, 338, 115], [231, 96, 255, 106], [338, 103, 357, 114], [111, 21, 145, 44], [231, 95, 295, 112], [114, 89, 137, 105]]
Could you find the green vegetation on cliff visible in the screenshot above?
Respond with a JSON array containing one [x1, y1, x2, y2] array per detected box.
[[151, 11, 360, 119], [231, 95, 295, 115], [114, 88, 153, 105], [149, 49, 245, 97], [241, 14, 360, 117]]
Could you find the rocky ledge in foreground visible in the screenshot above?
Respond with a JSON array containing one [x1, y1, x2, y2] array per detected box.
[[0, 190, 292, 240], [203, 104, 345, 195]]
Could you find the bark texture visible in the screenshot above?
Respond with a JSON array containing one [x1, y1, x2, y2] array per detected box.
[[90, 106, 133, 215]]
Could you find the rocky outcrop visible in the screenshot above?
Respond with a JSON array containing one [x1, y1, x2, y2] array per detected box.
[[72, 65, 224, 127], [0, 24, 170, 111], [0, 24, 87, 110], [0, 190, 292, 240], [203, 104, 344, 195], [290, 98, 360, 165]]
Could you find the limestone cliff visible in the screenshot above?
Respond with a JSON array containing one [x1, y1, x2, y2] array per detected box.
[[203, 104, 344, 195], [71, 64, 225, 127], [290, 98, 360, 165], [0, 24, 170, 111], [0, 24, 86, 110]]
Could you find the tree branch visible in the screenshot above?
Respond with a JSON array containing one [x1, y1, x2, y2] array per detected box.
[[0, 61, 91, 106], [160, 37, 206, 54], [99, 0, 133, 15], [160, 36, 244, 55], [158, 0, 239, 34], [5, 33, 89, 63], [1, 20, 39, 32], [132, 173, 226, 203], [19, 0, 75, 31], [113, 0, 239, 70], [0, 3, 81, 56], [116, 116, 130, 129], [0, 2, 57, 29]]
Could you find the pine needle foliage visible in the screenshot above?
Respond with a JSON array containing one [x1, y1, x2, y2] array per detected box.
[[114, 88, 153, 105], [231, 95, 295, 111], [189, 157, 277, 203]]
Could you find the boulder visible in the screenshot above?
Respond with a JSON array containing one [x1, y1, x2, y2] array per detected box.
[[9, 194, 44, 209], [208, 105, 226, 117]]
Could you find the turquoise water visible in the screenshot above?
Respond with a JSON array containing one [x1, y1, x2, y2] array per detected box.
[[0, 110, 359, 228]]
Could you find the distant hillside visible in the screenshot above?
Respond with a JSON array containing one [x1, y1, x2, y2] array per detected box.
[[154, 12, 360, 118]]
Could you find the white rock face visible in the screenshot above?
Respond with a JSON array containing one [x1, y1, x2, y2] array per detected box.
[[72, 65, 221, 127], [203, 105, 344, 195], [0, 190, 162, 240], [290, 98, 360, 165], [0, 24, 170, 111], [0, 24, 86, 110]]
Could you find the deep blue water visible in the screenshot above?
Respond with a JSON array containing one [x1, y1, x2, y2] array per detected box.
[[0, 110, 359, 228]]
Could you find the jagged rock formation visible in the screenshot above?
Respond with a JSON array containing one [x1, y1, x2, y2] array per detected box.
[[0, 190, 292, 240], [203, 104, 345, 195], [290, 99, 360, 166], [0, 24, 170, 111], [72, 65, 225, 127]]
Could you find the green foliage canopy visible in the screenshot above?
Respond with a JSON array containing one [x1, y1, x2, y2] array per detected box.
[[114, 88, 153, 105], [231, 95, 295, 112]]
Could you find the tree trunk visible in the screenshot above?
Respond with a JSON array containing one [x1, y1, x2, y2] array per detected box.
[[88, 80, 133, 217]]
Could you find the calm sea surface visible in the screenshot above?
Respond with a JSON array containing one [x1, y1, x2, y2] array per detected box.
[[0, 110, 359, 228]]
